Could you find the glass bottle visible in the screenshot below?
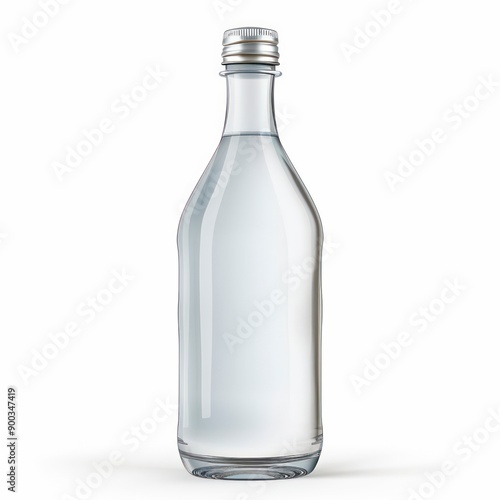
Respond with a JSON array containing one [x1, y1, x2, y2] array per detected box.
[[177, 27, 323, 480]]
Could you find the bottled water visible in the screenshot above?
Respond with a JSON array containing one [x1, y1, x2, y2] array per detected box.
[[177, 27, 323, 480]]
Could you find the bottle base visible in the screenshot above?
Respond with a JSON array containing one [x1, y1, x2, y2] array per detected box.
[[179, 450, 320, 480]]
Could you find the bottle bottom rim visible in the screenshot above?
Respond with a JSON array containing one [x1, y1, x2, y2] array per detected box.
[[179, 450, 321, 480]]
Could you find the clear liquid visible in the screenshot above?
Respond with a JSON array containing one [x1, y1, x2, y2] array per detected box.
[[177, 133, 323, 478]]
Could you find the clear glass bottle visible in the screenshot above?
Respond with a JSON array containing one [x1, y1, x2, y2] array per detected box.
[[177, 27, 323, 480]]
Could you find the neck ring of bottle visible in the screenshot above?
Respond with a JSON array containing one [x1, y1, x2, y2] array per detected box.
[[219, 67, 282, 77]]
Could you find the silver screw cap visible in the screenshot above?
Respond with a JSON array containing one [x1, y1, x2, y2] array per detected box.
[[222, 27, 280, 65]]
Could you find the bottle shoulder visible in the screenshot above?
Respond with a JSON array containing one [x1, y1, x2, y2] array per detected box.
[[178, 134, 322, 240]]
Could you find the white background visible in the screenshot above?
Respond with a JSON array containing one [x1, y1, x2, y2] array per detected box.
[[1, 0, 500, 499]]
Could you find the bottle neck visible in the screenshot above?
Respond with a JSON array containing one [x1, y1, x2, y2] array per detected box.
[[222, 64, 280, 137]]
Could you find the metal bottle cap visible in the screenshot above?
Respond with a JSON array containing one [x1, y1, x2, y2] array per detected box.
[[222, 27, 280, 65]]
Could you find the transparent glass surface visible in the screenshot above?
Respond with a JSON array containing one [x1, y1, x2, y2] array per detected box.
[[177, 67, 323, 480]]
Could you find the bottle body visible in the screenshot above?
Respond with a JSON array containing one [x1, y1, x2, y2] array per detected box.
[[177, 133, 323, 479], [177, 29, 323, 480]]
